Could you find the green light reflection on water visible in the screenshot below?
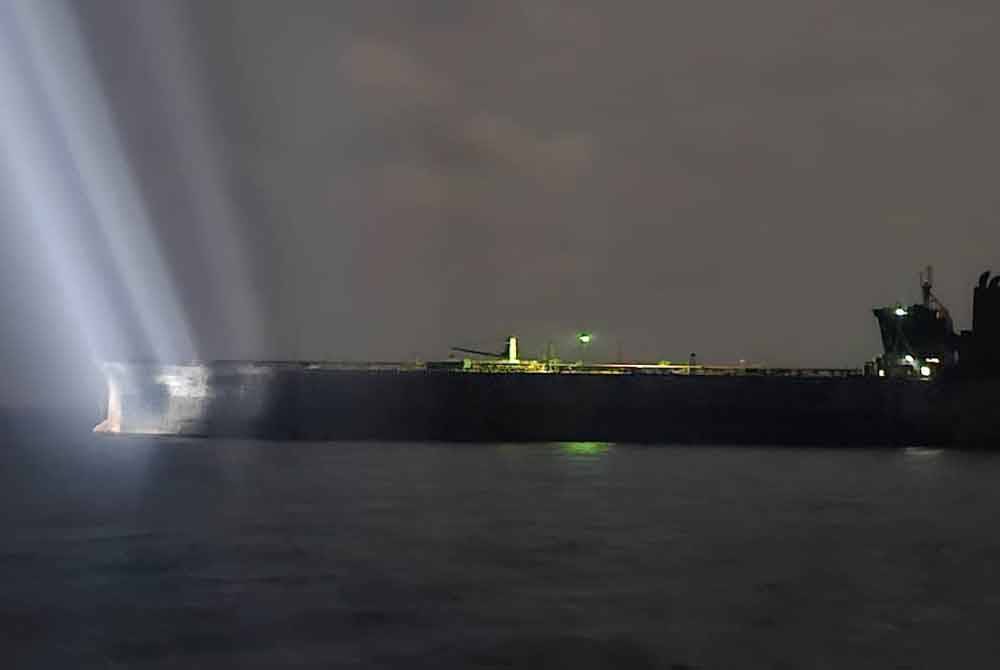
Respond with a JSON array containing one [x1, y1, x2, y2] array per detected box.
[[561, 441, 612, 456]]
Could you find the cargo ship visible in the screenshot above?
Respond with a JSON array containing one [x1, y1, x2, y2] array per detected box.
[[96, 268, 1000, 446]]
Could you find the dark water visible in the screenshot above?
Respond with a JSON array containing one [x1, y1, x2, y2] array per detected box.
[[3, 425, 1000, 668]]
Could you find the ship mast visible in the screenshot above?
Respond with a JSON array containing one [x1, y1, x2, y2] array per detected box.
[[920, 264, 954, 332], [920, 265, 933, 308]]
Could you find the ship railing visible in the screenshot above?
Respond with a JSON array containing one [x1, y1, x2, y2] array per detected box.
[[205, 360, 865, 378]]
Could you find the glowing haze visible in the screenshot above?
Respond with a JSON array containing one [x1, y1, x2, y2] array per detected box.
[[2, 0, 1000, 410]]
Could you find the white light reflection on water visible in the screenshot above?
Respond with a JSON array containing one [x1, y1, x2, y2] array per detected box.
[[903, 447, 944, 458]]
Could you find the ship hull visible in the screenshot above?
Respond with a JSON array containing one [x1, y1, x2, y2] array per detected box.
[[96, 362, 976, 446]]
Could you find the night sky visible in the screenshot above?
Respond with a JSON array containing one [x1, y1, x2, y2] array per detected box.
[[2, 0, 999, 409]]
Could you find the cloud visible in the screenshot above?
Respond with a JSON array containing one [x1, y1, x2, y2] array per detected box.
[[379, 163, 450, 208], [338, 29, 598, 189], [458, 114, 596, 185], [339, 37, 452, 105]]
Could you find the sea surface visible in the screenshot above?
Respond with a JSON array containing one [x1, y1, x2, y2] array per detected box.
[[3, 421, 1000, 668]]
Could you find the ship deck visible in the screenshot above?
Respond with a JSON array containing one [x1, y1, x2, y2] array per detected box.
[[200, 359, 867, 378]]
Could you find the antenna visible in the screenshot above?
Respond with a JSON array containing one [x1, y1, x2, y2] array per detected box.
[[920, 265, 933, 307]]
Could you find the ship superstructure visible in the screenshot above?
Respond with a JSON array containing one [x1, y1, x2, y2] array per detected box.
[[960, 271, 1000, 377], [872, 266, 958, 378]]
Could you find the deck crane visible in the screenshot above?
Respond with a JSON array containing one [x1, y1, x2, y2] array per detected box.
[[451, 336, 519, 363]]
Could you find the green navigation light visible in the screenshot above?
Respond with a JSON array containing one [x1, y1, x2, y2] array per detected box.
[[577, 332, 592, 344]]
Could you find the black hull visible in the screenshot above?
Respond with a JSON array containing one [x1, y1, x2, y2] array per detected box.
[[96, 362, 985, 447]]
